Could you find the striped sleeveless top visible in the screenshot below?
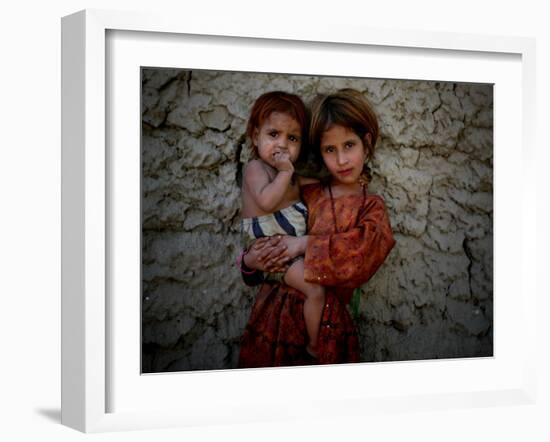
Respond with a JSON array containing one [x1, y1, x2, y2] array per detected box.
[[241, 201, 308, 241]]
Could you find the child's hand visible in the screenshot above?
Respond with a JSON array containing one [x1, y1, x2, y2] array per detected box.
[[272, 151, 294, 174]]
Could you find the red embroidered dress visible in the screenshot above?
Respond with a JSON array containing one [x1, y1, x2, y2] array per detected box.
[[238, 183, 396, 367]]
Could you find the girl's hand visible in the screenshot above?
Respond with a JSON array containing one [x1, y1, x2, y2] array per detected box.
[[244, 237, 288, 272], [261, 235, 308, 268], [278, 235, 307, 260]]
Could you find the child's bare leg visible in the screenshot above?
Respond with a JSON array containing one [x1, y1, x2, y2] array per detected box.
[[283, 258, 325, 357]]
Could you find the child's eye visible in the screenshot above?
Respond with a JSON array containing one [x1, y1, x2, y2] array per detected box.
[[269, 131, 278, 138], [345, 142, 355, 149], [289, 135, 299, 142], [324, 146, 335, 153]]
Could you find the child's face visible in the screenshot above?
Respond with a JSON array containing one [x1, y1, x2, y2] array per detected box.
[[320, 124, 369, 187], [252, 111, 302, 168]]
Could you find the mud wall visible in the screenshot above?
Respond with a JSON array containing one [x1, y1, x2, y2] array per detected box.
[[141, 68, 493, 372]]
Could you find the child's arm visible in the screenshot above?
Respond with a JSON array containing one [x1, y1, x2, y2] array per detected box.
[[243, 158, 294, 213]]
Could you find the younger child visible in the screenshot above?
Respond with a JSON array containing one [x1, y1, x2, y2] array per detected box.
[[239, 91, 323, 358]]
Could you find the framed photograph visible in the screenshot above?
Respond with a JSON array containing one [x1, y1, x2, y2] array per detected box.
[[61, 9, 537, 433]]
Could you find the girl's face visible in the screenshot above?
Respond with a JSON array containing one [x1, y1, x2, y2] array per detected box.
[[320, 124, 369, 188], [252, 111, 302, 168]]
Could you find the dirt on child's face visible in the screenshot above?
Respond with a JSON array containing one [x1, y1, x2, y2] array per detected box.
[[253, 112, 302, 168], [320, 124, 368, 188]]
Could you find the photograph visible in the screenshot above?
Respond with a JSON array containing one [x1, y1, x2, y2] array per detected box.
[[2, 0, 546, 438], [140, 68, 493, 373]]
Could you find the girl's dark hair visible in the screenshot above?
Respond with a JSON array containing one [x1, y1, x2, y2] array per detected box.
[[309, 88, 379, 165], [246, 91, 309, 159]]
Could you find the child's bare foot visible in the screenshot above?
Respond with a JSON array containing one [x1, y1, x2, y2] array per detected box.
[[306, 344, 318, 359]]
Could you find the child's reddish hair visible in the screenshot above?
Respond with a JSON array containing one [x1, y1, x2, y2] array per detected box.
[[246, 91, 309, 158]]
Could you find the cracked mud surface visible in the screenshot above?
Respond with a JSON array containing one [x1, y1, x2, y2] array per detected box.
[[141, 69, 493, 372]]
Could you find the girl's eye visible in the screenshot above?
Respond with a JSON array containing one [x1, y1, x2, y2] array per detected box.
[[345, 142, 355, 149], [324, 146, 335, 154], [289, 136, 299, 142], [269, 131, 278, 138]]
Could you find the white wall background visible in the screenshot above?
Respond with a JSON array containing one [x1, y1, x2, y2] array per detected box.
[[0, 1, 547, 441]]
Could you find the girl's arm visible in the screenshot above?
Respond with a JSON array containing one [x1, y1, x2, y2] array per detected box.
[[303, 195, 396, 288], [239, 247, 265, 287], [244, 159, 293, 213]]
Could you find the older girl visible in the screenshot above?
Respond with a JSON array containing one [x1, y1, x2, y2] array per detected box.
[[239, 89, 396, 366]]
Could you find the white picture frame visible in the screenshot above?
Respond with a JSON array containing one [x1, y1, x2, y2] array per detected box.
[[61, 9, 537, 433]]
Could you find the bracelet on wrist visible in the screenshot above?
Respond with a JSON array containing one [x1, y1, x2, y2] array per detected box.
[[236, 248, 256, 275]]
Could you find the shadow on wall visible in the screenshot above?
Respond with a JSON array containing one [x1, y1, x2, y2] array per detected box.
[[140, 68, 493, 372]]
